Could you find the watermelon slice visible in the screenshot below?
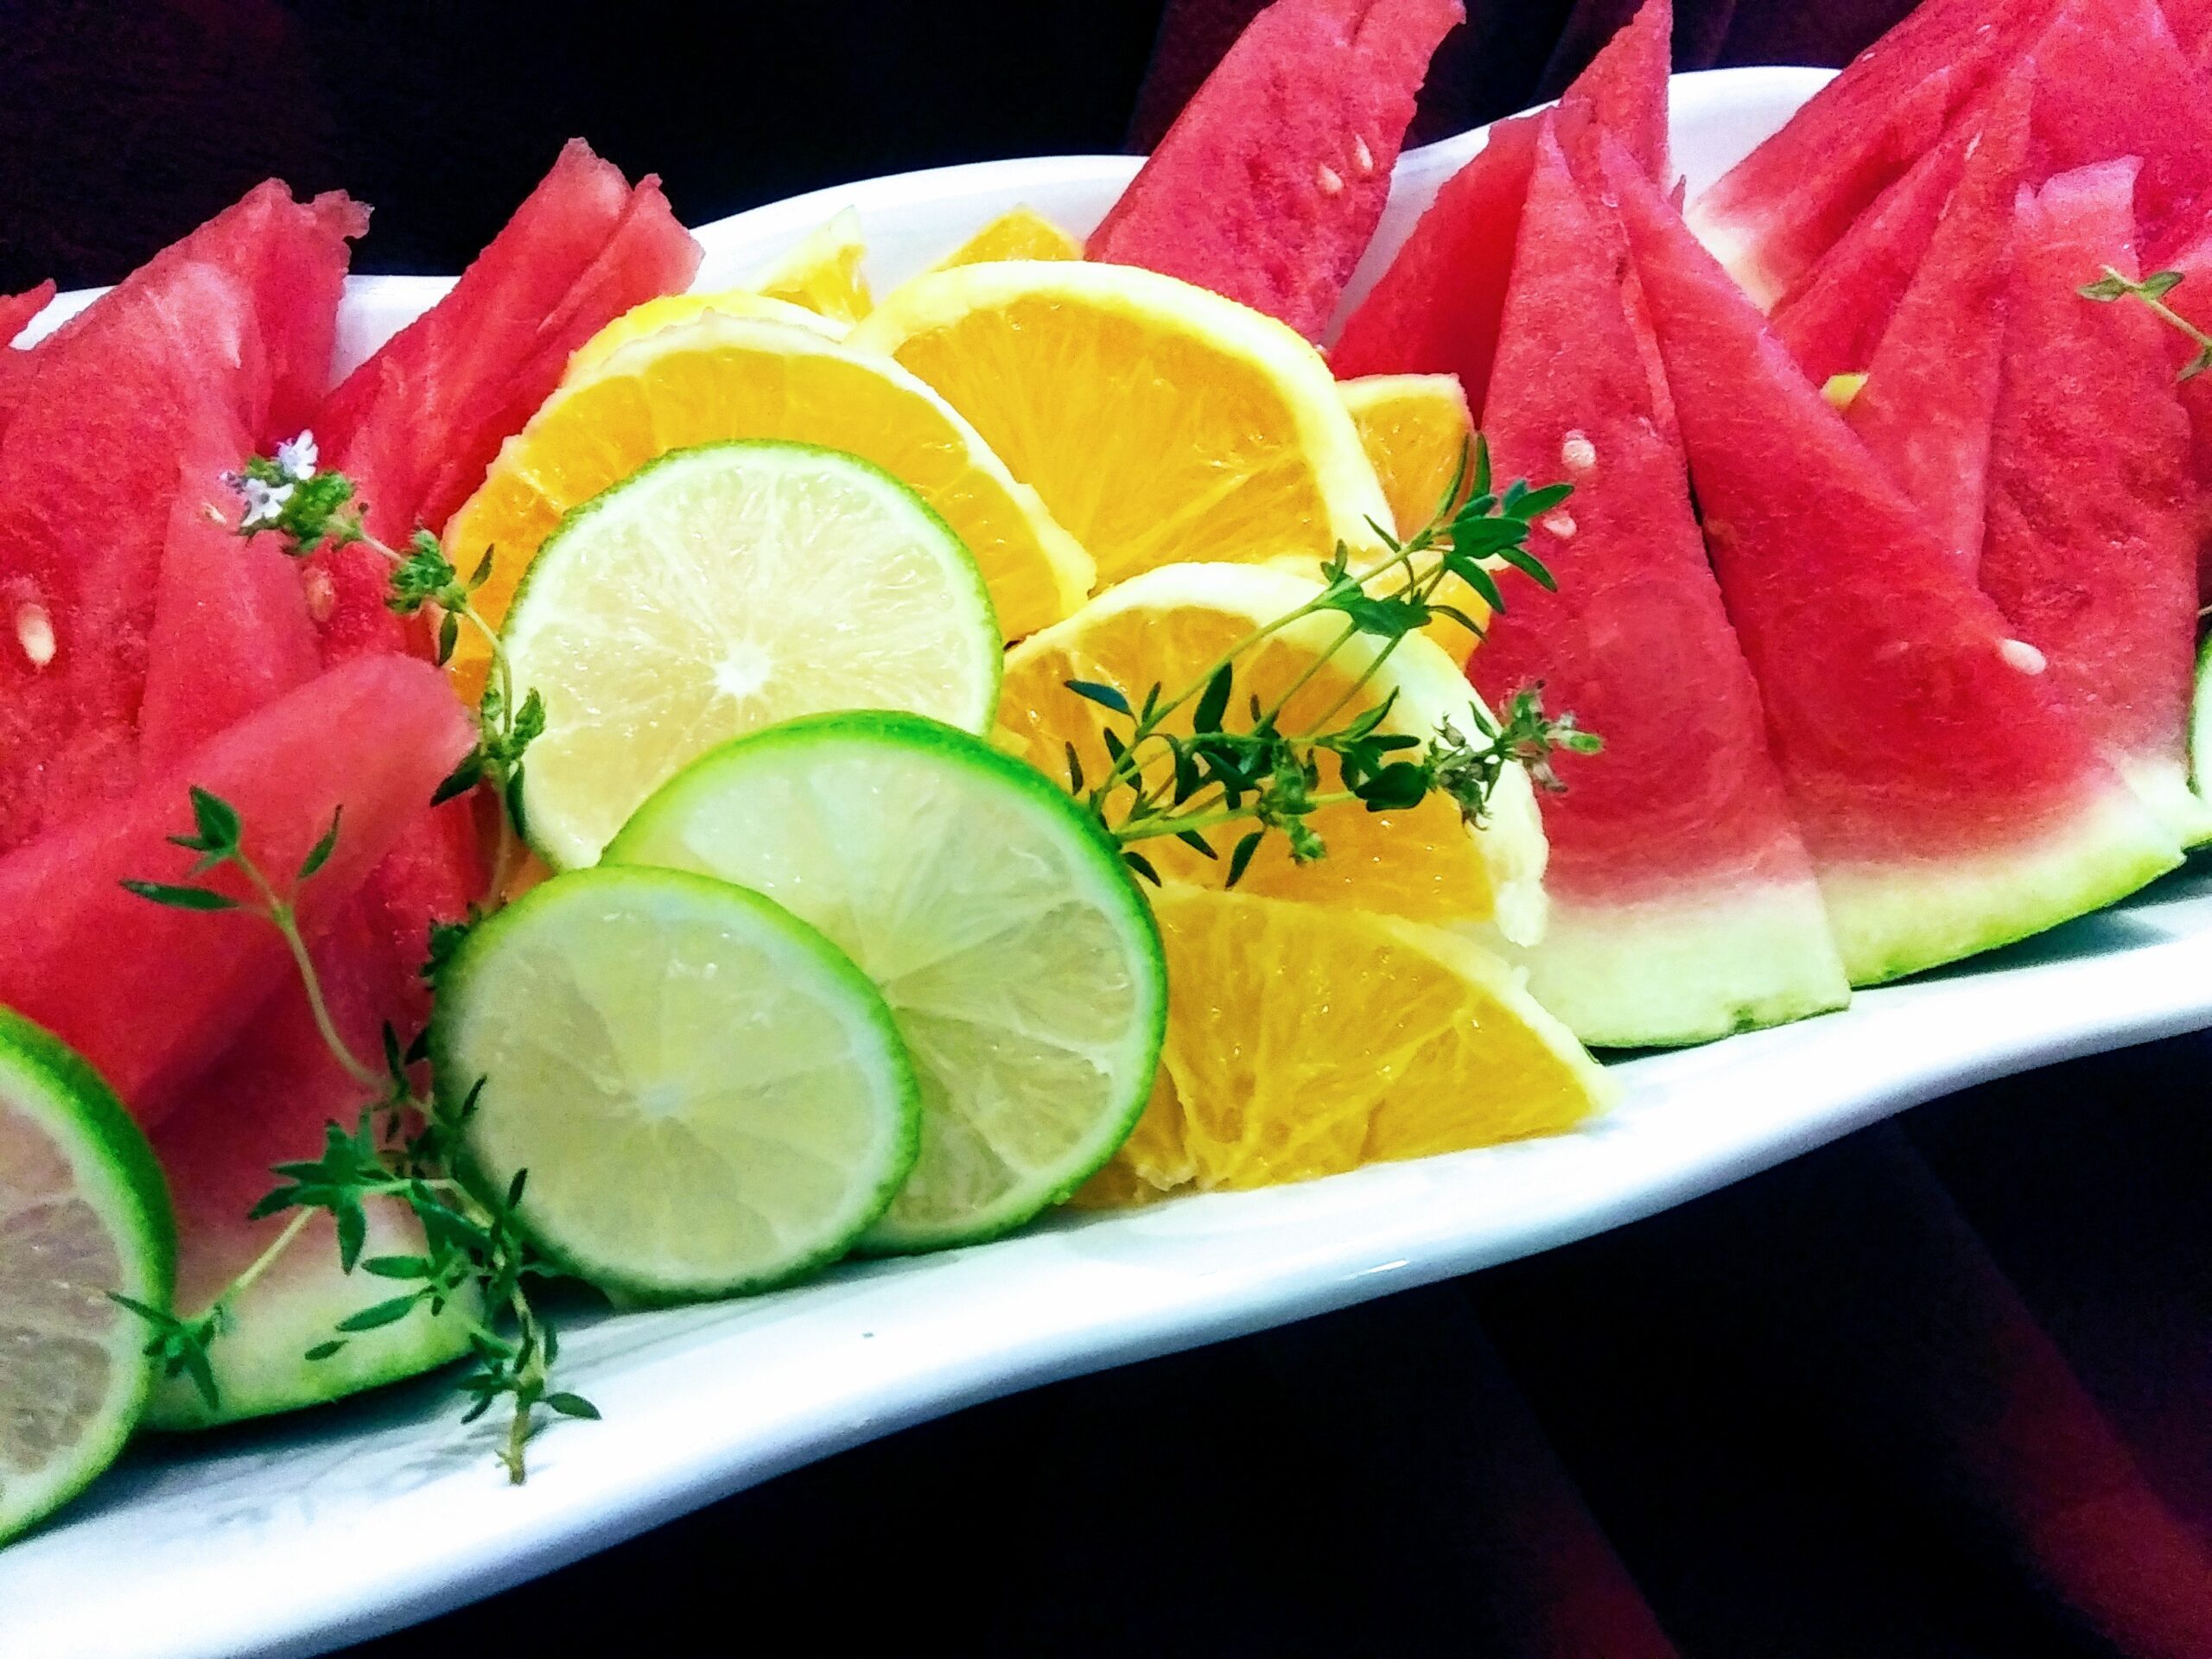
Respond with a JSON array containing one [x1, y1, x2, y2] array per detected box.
[[2027, 0, 2212, 253], [1842, 71, 2031, 571], [1980, 162, 2212, 846], [310, 141, 700, 661], [1084, 0, 1463, 341], [1767, 83, 1986, 384], [0, 279, 57, 446], [1688, 0, 2050, 307], [0, 281, 54, 348], [1604, 137, 2180, 985], [0, 655, 472, 1120], [138, 450, 323, 771], [0, 256, 262, 851], [1329, 0, 1673, 407], [2141, 219, 2212, 593], [1469, 125, 1847, 1045], [2162, 0, 2212, 53], [145, 902, 475, 1429], [0, 183, 361, 853]]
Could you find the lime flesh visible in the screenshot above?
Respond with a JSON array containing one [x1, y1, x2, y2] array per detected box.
[[501, 441, 1002, 869], [431, 867, 920, 1300], [0, 1008, 173, 1543], [607, 711, 1167, 1253]]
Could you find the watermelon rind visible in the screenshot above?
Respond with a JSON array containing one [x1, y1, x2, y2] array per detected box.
[[1509, 881, 1851, 1049], [143, 1205, 479, 1431], [1819, 783, 2183, 987]]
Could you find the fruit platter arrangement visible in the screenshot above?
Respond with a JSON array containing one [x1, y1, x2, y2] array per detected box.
[[12, 0, 2212, 1642]]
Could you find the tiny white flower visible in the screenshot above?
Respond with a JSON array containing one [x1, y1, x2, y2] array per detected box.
[[275, 430, 318, 481], [239, 475, 295, 528]]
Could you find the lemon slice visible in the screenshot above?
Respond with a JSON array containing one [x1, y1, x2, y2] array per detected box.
[[925, 206, 1084, 270], [432, 868, 919, 1300], [568, 290, 842, 379], [850, 261, 1393, 588], [752, 207, 872, 325], [501, 441, 1002, 868], [608, 712, 1166, 1252], [1080, 887, 1612, 1205], [442, 311, 1093, 699], [997, 561, 1549, 945], [1, 1008, 173, 1543]]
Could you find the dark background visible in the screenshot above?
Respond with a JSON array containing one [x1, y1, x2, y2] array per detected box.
[[9, 2, 2209, 1653]]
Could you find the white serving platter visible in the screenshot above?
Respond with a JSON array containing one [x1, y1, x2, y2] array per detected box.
[[22, 64, 2212, 1659]]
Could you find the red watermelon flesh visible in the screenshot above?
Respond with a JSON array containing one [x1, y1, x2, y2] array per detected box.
[[2162, 0, 2212, 52], [133, 181, 366, 446], [0, 654, 471, 1122], [1979, 161, 2211, 844], [0, 281, 58, 452], [1560, 0, 1674, 184], [0, 282, 54, 348], [1328, 0, 1672, 402], [1604, 137, 2178, 985], [2026, 0, 2212, 253], [1767, 88, 1983, 384], [1470, 125, 1846, 1044], [311, 142, 700, 662], [1844, 71, 2031, 571], [137, 448, 323, 772], [145, 898, 473, 1427], [0, 256, 264, 852], [413, 174, 700, 531], [233, 186, 368, 446], [1086, 0, 1464, 341], [2142, 220, 2212, 582], [1688, 0, 2051, 307], [1329, 110, 1541, 400]]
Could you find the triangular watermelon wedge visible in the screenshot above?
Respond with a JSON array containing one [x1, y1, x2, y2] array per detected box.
[[0, 184, 360, 853], [2027, 0, 2212, 253], [310, 141, 700, 662], [1767, 73, 2005, 384], [138, 448, 323, 771], [145, 901, 475, 1428], [1980, 161, 2212, 846], [0, 654, 472, 1120], [1471, 124, 1847, 1045], [0, 282, 53, 348], [1604, 137, 2180, 985], [1329, 0, 1673, 409], [0, 256, 264, 850], [1843, 71, 2031, 571], [1688, 0, 2050, 307], [1085, 0, 1465, 341]]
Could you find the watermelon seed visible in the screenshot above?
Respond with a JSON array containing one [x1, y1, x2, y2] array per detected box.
[[1559, 431, 1598, 474], [1541, 510, 1578, 542], [302, 566, 336, 625], [15, 601, 53, 668], [1351, 135, 1376, 175], [1316, 164, 1345, 198], [1999, 638, 2048, 675]]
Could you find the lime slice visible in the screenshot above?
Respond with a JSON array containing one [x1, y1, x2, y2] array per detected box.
[[606, 711, 1167, 1254], [1, 1007, 174, 1543], [501, 441, 1003, 869], [430, 868, 919, 1300]]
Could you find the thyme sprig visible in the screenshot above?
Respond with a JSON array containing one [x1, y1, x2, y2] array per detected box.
[[1065, 441, 1599, 883], [115, 790, 593, 1481], [227, 435, 541, 897], [2080, 265, 2212, 379]]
